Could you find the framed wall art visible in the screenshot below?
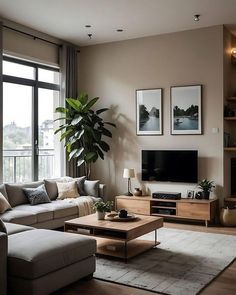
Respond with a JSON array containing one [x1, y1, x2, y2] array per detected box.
[[170, 85, 202, 135], [136, 88, 163, 135]]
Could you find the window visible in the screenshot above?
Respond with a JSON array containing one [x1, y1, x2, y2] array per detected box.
[[2, 56, 63, 182]]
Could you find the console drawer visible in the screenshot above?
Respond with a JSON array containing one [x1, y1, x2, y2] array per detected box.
[[116, 198, 150, 215], [177, 203, 209, 220]]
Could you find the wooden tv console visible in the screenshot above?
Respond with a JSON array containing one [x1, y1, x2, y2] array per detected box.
[[116, 195, 219, 227]]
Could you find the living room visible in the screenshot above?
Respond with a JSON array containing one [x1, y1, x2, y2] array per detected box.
[[0, 1, 236, 295]]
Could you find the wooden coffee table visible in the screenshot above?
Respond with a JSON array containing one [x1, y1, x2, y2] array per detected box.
[[65, 214, 163, 261]]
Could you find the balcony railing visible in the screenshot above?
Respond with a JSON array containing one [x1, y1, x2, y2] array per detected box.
[[3, 149, 55, 183]]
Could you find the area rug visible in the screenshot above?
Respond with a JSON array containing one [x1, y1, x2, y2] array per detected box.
[[94, 228, 236, 295]]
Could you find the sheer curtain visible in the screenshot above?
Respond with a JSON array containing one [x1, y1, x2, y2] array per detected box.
[[0, 22, 3, 184], [60, 44, 80, 177]]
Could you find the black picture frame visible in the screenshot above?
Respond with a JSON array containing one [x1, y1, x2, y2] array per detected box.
[[136, 88, 163, 135], [170, 85, 202, 135]]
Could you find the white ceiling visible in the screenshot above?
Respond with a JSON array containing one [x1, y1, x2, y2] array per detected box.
[[0, 0, 236, 46]]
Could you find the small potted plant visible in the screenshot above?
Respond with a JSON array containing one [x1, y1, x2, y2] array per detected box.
[[93, 200, 113, 220], [197, 179, 215, 200]]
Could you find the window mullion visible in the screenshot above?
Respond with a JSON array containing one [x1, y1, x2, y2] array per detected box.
[[32, 67, 39, 180]]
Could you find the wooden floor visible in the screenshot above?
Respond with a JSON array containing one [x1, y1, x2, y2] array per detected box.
[[55, 222, 236, 295]]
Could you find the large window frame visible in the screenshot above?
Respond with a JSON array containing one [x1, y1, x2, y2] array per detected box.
[[2, 55, 61, 181]]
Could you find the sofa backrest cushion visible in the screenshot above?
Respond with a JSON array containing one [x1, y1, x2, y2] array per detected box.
[[84, 180, 100, 197], [23, 184, 51, 205], [44, 177, 73, 200], [0, 193, 12, 214], [0, 184, 8, 200], [5, 181, 44, 207]]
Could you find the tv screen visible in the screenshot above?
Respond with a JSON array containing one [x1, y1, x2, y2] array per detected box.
[[142, 150, 198, 183]]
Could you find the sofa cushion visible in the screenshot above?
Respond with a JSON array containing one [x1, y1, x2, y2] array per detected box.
[[8, 229, 96, 279], [0, 218, 7, 234], [5, 181, 44, 207], [0, 210, 37, 225], [57, 181, 79, 200], [84, 180, 100, 197], [5, 222, 34, 235], [39, 200, 78, 219], [76, 176, 87, 195], [44, 177, 73, 200], [0, 184, 8, 199], [14, 204, 54, 223], [0, 192, 12, 214], [23, 184, 51, 205]]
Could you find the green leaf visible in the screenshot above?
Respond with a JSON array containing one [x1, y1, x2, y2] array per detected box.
[[96, 108, 109, 115], [96, 146, 104, 159], [66, 98, 82, 112], [85, 152, 97, 162], [104, 122, 116, 128], [68, 147, 84, 161], [53, 117, 68, 122], [54, 124, 68, 135], [60, 129, 74, 141], [71, 115, 83, 126], [82, 97, 99, 112], [55, 107, 68, 114], [99, 141, 110, 152], [77, 159, 85, 167], [100, 127, 112, 137], [78, 93, 88, 105]]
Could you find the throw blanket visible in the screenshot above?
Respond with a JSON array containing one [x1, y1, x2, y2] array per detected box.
[[66, 196, 96, 216]]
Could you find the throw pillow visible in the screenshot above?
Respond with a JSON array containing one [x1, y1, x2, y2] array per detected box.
[[0, 218, 7, 234], [84, 180, 100, 197], [76, 176, 86, 195], [23, 184, 51, 205], [0, 192, 12, 214], [57, 181, 80, 200]]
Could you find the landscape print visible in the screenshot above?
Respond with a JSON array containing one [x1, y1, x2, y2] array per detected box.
[[136, 88, 162, 135], [171, 85, 202, 134]]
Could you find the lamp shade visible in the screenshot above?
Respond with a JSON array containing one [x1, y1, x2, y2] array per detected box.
[[123, 168, 135, 178]]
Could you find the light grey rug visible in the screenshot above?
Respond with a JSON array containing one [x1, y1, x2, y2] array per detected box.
[[94, 228, 236, 295]]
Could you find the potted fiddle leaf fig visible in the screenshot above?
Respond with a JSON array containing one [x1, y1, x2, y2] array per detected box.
[[197, 179, 215, 200], [54, 93, 116, 179]]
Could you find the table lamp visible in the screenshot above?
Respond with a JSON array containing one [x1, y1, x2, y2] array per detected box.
[[123, 168, 135, 196]]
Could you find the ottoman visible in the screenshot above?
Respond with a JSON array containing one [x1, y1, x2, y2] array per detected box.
[[7, 229, 96, 295]]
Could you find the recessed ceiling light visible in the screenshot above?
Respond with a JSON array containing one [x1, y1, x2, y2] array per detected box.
[[116, 29, 123, 32], [85, 25, 91, 28], [194, 14, 200, 21]]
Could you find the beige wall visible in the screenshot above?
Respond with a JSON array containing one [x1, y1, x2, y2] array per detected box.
[[79, 25, 224, 201]]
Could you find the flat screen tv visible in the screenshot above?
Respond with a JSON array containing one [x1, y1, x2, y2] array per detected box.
[[142, 150, 198, 183]]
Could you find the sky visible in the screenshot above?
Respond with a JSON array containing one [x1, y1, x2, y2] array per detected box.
[[137, 89, 161, 112], [3, 61, 59, 127], [171, 86, 200, 110]]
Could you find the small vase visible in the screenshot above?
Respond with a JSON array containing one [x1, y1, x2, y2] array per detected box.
[[133, 188, 142, 196], [97, 211, 105, 220]]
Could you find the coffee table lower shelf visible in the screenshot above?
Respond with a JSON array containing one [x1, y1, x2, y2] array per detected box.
[[95, 237, 160, 260]]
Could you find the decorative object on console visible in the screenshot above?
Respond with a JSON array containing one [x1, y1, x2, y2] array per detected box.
[[197, 179, 215, 200], [133, 188, 142, 196], [54, 93, 116, 179], [93, 200, 113, 220], [118, 209, 128, 218], [171, 85, 202, 135], [136, 88, 163, 135], [123, 168, 135, 196], [187, 190, 195, 198]]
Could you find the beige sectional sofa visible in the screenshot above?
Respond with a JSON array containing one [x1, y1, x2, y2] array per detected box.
[[1, 222, 96, 295], [0, 176, 106, 294], [0, 177, 105, 228]]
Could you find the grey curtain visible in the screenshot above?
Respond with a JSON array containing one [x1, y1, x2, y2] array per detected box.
[[60, 44, 80, 177], [0, 22, 3, 184]]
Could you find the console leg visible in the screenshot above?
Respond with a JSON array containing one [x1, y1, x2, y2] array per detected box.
[[205, 220, 209, 227]]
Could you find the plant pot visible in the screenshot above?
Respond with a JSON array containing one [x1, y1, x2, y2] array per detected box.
[[96, 211, 106, 220], [202, 191, 210, 200]]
